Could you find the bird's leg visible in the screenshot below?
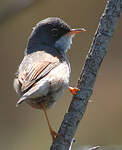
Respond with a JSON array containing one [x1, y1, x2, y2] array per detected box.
[[68, 86, 80, 95], [41, 103, 58, 141]]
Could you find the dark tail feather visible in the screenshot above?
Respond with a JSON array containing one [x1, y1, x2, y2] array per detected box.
[[16, 96, 26, 107]]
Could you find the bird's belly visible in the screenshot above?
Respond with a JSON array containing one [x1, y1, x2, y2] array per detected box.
[[48, 62, 70, 91], [27, 62, 70, 109], [27, 89, 63, 109]]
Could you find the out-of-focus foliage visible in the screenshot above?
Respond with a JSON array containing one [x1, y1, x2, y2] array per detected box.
[[0, 0, 122, 150]]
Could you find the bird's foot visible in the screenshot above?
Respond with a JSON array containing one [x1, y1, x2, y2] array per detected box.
[[50, 129, 59, 141], [68, 86, 80, 95]]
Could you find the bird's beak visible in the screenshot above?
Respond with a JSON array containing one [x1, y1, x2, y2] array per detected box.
[[68, 28, 86, 35]]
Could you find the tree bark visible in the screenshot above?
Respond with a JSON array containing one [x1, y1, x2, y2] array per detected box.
[[50, 0, 122, 150]]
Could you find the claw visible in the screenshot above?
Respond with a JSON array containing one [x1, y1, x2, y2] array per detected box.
[[50, 130, 59, 141], [68, 86, 80, 95]]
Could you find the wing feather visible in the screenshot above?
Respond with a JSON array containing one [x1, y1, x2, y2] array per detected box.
[[18, 52, 60, 93]]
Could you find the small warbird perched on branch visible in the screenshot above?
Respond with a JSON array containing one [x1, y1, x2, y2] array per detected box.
[[13, 17, 86, 141]]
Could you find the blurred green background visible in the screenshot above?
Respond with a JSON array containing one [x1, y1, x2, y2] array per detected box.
[[0, 0, 122, 150]]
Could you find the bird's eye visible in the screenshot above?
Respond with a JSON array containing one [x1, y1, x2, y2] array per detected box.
[[51, 28, 58, 37]]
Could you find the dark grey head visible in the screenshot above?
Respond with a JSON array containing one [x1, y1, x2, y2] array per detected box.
[[26, 17, 86, 54]]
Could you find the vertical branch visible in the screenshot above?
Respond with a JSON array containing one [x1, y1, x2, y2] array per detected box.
[[50, 0, 122, 150]]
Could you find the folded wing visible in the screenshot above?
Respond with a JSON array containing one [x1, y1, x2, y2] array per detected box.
[[18, 51, 60, 93]]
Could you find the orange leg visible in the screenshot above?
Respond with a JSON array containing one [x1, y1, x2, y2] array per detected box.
[[41, 103, 58, 141], [68, 86, 80, 95]]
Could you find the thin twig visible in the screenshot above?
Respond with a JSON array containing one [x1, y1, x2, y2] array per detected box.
[[50, 0, 122, 150], [68, 138, 75, 150], [89, 146, 100, 150]]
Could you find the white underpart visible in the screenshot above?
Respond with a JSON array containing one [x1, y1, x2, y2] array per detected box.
[[55, 34, 75, 52]]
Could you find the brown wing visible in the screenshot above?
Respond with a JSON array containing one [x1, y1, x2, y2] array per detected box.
[[18, 55, 60, 93]]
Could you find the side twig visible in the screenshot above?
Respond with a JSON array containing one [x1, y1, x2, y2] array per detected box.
[[50, 0, 122, 150], [89, 146, 100, 150]]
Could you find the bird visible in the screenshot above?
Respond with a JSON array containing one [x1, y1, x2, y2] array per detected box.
[[13, 17, 86, 141]]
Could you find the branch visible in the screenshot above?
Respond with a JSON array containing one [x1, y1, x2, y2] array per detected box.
[[50, 0, 122, 150]]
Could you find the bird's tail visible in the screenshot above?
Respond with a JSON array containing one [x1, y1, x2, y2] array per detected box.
[[16, 96, 26, 107]]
